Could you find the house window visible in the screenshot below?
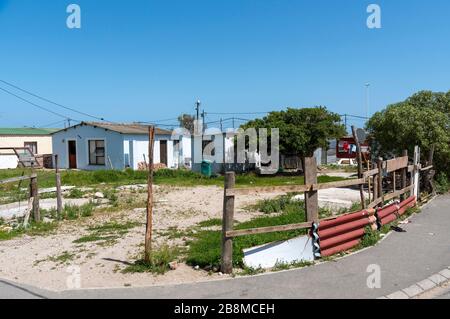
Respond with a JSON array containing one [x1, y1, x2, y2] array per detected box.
[[88, 140, 105, 165], [24, 142, 38, 155]]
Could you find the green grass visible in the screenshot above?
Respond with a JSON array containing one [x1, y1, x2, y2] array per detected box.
[[272, 260, 314, 272], [197, 218, 223, 227], [65, 188, 84, 199], [122, 245, 181, 275], [0, 221, 58, 241], [73, 221, 140, 244], [186, 202, 307, 269], [0, 168, 348, 190]]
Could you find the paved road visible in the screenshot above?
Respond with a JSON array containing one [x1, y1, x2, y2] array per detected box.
[[2, 195, 450, 299]]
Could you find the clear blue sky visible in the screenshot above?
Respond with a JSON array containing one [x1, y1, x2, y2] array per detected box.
[[1, 0, 449, 130]]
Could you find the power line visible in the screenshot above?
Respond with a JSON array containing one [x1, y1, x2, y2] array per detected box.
[[0, 79, 106, 121], [0, 86, 76, 120]]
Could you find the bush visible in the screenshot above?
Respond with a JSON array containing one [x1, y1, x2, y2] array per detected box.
[[436, 173, 450, 194]]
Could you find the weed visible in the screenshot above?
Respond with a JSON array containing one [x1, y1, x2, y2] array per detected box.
[[66, 189, 84, 199], [122, 245, 180, 275], [239, 266, 265, 276], [197, 219, 222, 228]]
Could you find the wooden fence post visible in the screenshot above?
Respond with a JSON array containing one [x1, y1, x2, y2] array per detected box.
[[221, 171, 235, 274], [144, 126, 155, 263], [55, 155, 63, 217], [413, 146, 420, 199], [304, 157, 319, 222], [351, 126, 366, 209], [377, 158, 383, 208], [30, 163, 40, 222], [401, 150, 408, 201], [373, 163, 378, 204]]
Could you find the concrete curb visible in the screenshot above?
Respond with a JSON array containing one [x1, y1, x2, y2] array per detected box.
[[380, 266, 450, 299]]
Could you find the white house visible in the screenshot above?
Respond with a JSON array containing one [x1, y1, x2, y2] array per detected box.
[[0, 127, 58, 169], [51, 122, 191, 170]]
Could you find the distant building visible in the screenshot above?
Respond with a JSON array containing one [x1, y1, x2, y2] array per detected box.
[[51, 122, 191, 170], [0, 128, 58, 169]]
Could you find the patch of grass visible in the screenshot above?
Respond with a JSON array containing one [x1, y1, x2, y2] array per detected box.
[[66, 188, 84, 199], [122, 245, 180, 275], [357, 226, 381, 249], [60, 202, 96, 220], [239, 266, 265, 276], [48, 251, 76, 264], [272, 259, 314, 272], [73, 234, 119, 244], [186, 207, 307, 269], [73, 221, 140, 244], [0, 168, 349, 190], [0, 221, 58, 242], [197, 218, 223, 228]]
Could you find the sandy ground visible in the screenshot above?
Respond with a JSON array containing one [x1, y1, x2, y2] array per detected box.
[[0, 185, 364, 291]]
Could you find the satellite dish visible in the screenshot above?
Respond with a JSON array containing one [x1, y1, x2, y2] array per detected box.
[[356, 128, 367, 143]]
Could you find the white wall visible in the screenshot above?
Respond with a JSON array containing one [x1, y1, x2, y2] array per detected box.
[[0, 155, 19, 169]]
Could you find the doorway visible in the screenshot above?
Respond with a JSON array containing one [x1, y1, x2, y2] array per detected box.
[[160, 140, 168, 166], [68, 140, 77, 169]]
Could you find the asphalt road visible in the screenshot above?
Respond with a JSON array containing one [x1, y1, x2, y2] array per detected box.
[[1, 195, 450, 299]]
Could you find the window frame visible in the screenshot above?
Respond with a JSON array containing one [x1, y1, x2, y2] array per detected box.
[[87, 139, 106, 166]]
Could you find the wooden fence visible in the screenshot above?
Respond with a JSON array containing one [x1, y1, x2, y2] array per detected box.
[[221, 145, 433, 274]]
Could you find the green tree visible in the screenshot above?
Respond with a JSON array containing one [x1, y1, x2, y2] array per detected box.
[[366, 90, 450, 176], [242, 107, 346, 167], [178, 114, 195, 133]]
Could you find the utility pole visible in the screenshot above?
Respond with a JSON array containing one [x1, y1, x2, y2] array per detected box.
[[365, 83, 370, 120], [195, 100, 201, 122], [344, 114, 348, 134], [201, 110, 206, 133]]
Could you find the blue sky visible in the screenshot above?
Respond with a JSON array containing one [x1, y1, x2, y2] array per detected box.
[[0, 0, 449, 130]]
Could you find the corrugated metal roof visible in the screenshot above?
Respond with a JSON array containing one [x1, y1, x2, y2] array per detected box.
[[52, 122, 173, 136], [0, 128, 59, 136]]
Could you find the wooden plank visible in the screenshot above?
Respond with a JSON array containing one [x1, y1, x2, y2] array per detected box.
[[401, 150, 408, 201], [386, 156, 409, 173], [0, 175, 35, 185], [368, 185, 413, 208], [55, 155, 63, 217], [226, 222, 312, 238], [363, 168, 379, 178], [377, 158, 383, 208], [421, 165, 433, 172], [227, 178, 366, 196], [221, 172, 236, 273]]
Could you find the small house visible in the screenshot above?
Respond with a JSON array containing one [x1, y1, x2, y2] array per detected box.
[[0, 127, 58, 169], [51, 122, 191, 170]]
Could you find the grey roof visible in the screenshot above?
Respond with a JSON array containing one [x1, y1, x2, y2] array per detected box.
[[52, 122, 173, 136]]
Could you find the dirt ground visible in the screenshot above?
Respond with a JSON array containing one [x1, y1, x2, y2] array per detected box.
[[0, 185, 284, 291], [0, 184, 364, 291]]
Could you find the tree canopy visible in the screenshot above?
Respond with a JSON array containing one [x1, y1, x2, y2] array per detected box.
[[366, 90, 450, 175], [242, 107, 346, 158]]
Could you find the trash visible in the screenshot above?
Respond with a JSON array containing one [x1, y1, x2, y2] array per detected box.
[[243, 235, 314, 269], [169, 261, 178, 270], [94, 192, 104, 199], [390, 225, 406, 233], [194, 265, 200, 270]]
